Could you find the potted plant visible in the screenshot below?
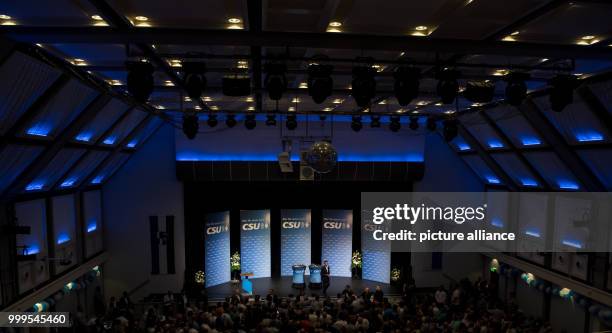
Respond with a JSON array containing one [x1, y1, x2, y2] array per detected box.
[[391, 267, 401, 285], [231, 251, 241, 281], [351, 250, 362, 279]]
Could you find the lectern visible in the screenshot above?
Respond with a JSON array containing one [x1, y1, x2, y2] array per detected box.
[[292, 265, 306, 288], [308, 264, 322, 289], [240, 272, 254, 295]]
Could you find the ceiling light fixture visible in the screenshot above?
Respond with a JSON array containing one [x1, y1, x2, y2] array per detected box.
[[329, 21, 342, 27], [183, 113, 199, 139], [389, 116, 401, 132], [308, 61, 334, 104], [134, 16, 148, 21], [351, 116, 363, 132], [228, 18, 241, 24], [264, 63, 288, 100], [244, 114, 256, 130], [351, 59, 377, 107], [0, 14, 12, 20], [91, 15, 103, 21], [370, 115, 381, 128], [394, 66, 421, 106], [415, 25, 428, 31], [126, 61, 154, 102], [183, 62, 207, 100], [436, 69, 459, 104], [286, 114, 298, 130]]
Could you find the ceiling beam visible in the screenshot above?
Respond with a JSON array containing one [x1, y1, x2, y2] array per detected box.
[[78, 114, 153, 190], [476, 111, 551, 190], [457, 125, 518, 190], [518, 99, 606, 191], [3, 26, 612, 60], [576, 85, 612, 135], [2, 94, 111, 198]]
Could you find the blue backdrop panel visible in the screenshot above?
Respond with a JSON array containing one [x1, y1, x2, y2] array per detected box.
[[240, 210, 271, 278], [362, 214, 391, 283], [205, 211, 231, 287], [281, 209, 312, 276], [321, 210, 353, 277]]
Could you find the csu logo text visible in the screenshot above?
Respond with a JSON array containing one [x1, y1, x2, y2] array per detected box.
[[282, 221, 308, 229], [206, 226, 224, 235], [323, 221, 349, 229], [363, 224, 383, 232], [242, 222, 268, 231]]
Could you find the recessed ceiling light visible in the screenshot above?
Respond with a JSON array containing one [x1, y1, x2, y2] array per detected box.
[[134, 16, 149, 21], [227, 24, 243, 30], [1, 21, 16, 26], [247, 106, 255, 111], [445, 110, 456, 114], [332, 98, 343, 104], [378, 99, 387, 104], [194, 105, 202, 110], [435, 102, 443, 106], [329, 21, 342, 27], [202, 96, 213, 102], [72, 59, 87, 66], [93, 21, 109, 26], [323, 107, 332, 112], [0, 14, 11, 20], [412, 110, 419, 114], [184, 96, 191, 102], [416, 101, 428, 106], [581, 35, 596, 40], [91, 15, 103, 21], [396, 109, 405, 113], [510, 31, 520, 36], [326, 27, 342, 33], [493, 69, 509, 76], [164, 80, 174, 86], [502, 35, 517, 42], [35, 43, 43, 47], [288, 106, 296, 112], [299, 82, 308, 89], [228, 18, 241, 24], [107, 79, 122, 86], [411, 31, 428, 37], [291, 97, 301, 103], [415, 25, 428, 31], [210, 105, 219, 110], [246, 96, 254, 102]]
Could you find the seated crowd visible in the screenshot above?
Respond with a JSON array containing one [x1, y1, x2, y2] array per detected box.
[[83, 278, 551, 333]]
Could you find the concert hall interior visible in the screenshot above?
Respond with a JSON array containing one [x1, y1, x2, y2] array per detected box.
[[1, 0, 612, 332]]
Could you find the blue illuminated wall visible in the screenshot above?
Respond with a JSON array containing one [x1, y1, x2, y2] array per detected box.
[[280, 209, 311, 276], [205, 211, 231, 287], [361, 214, 390, 283], [240, 210, 271, 278], [321, 210, 353, 277]]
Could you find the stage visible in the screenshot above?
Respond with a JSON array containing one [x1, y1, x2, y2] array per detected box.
[[205, 276, 401, 300]]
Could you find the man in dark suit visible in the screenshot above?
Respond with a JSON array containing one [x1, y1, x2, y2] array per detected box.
[[322, 260, 331, 295]]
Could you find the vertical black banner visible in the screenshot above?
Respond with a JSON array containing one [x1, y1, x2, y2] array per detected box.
[[166, 216, 175, 274], [149, 216, 159, 274]]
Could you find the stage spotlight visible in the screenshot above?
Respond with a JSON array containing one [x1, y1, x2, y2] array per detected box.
[[126, 61, 154, 102], [549, 75, 576, 112], [426, 116, 437, 131], [266, 114, 277, 126], [351, 116, 363, 132], [244, 114, 256, 130], [389, 116, 401, 132], [308, 63, 334, 104], [505, 72, 530, 106], [394, 66, 421, 106], [286, 114, 298, 130], [225, 114, 237, 128], [182, 113, 199, 140], [207, 114, 218, 127], [222, 75, 251, 96], [370, 115, 381, 128], [409, 116, 419, 130], [464, 81, 495, 103], [443, 118, 458, 141], [351, 63, 377, 107], [183, 62, 206, 100], [436, 69, 459, 104], [264, 63, 287, 100]]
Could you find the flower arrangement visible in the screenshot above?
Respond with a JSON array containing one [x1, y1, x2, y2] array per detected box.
[[391, 267, 401, 282], [351, 250, 362, 269], [231, 251, 241, 271], [194, 270, 206, 285]]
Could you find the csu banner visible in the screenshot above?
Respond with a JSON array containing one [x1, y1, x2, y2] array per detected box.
[[322, 210, 353, 277], [205, 211, 230, 287], [280, 209, 311, 276], [240, 210, 271, 278], [362, 211, 390, 283]]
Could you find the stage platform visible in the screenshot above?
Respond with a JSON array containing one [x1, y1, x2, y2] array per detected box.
[[206, 276, 401, 300]]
